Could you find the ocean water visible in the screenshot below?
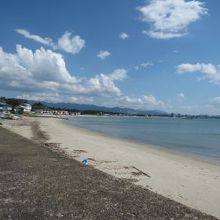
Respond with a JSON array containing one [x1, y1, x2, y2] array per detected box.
[[67, 116, 220, 162]]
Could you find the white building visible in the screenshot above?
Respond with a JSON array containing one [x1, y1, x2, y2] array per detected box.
[[0, 102, 12, 112], [19, 103, 32, 112]]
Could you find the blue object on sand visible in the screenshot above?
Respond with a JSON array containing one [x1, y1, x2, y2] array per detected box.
[[82, 159, 89, 166]]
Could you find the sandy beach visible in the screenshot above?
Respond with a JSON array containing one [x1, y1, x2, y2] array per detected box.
[[3, 116, 220, 219], [1, 125, 217, 220]]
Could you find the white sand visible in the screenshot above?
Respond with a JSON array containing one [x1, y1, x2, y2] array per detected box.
[[3, 117, 220, 218]]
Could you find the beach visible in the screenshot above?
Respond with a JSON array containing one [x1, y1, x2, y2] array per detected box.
[[2, 116, 220, 219]]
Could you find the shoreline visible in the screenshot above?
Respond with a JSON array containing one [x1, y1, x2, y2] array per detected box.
[[2, 116, 220, 218], [65, 117, 220, 167]]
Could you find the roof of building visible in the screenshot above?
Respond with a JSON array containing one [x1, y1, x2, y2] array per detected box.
[[32, 102, 47, 110], [0, 102, 12, 107]]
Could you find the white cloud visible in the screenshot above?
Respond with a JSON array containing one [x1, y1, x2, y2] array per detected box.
[[135, 62, 153, 71], [142, 95, 164, 106], [176, 63, 220, 85], [0, 45, 165, 109], [141, 62, 153, 68], [0, 45, 125, 97], [17, 93, 94, 104], [119, 96, 143, 105], [84, 69, 127, 97], [17, 93, 64, 103], [142, 30, 184, 39], [138, 0, 207, 39], [178, 93, 185, 98], [0, 45, 74, 93], [209, 97, 220, 106], [87, 74, 122, 96], [57, 32, 85, 55], [15, 29, 56, 48], [16, 29, 85, 55], [119, 95, 164, 108], [119, 32, 129, 40], [109, 69, 127, 80], [177, 63, 217, 75], [97, 50, 111, 60]]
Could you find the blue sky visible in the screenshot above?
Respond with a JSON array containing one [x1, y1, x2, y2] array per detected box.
[[0, 0, 220, 114]]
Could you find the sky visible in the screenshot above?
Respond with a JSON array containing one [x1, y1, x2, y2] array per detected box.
[[0, 0, 220, 115]]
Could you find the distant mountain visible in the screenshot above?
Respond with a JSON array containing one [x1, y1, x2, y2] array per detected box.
[[28, 100, 169, 116]]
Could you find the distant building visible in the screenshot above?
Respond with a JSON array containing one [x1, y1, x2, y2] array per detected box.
[[50, 110, 69, 115], [18, 103, 32, 112], [0, 102, 12, 112], [73, 112, 81, 116], [31, 102, 48, 113]]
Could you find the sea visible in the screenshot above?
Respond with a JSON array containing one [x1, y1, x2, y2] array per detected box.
[[66, 116, 220, 163]]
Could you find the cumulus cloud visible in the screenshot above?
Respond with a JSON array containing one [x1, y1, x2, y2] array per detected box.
[[57, 32, 85, 54], [0, 45, 165, 109], [0, 45, 74, 85], [138, 0, 207, 39], [119, 32, 129, 40], [83, 69, 127, 97], [86, 69, 127, 96], [177, 63, 217, 75], [177, 63, 220, 85], [142, 95, 164, 106], [109, 69, 127, 80], [0, 45, 125, 97], [97, 50, 111, 60], [16, 29, 85, 55], [87, 74, 121, 96]]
